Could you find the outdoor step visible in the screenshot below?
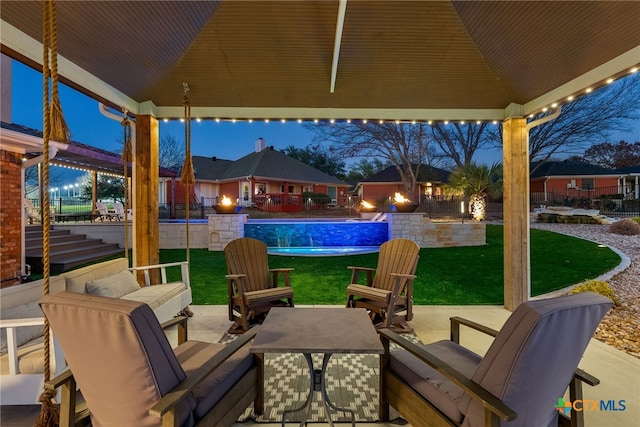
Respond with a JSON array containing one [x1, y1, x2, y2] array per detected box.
[[24, 225, 124, 275], [24, 228, 70, 240], [25, 233, 87, 248], [25, 237, 103, 256], [26, 245, 124, 275]]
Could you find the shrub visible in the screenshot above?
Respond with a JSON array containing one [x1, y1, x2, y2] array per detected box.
[[609, 218, 640, 235], [569, 279, 619, 305], [632, 217, 640, 225]]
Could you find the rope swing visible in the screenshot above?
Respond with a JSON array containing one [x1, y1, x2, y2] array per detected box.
[[180, 83, 194, 268], [37, 0, 70, 425], [121, 109, 133, 264]]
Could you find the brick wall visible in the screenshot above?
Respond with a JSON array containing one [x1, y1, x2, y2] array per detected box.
[[0, 149, 23, 287]]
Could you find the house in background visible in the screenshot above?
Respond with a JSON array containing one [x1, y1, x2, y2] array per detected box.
[[162, 138, 350, 212], [530, 161, 624, 202], [353, 164, 451, 205]]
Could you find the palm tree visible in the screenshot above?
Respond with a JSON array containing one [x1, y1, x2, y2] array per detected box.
[[447, 162, 503, 221]]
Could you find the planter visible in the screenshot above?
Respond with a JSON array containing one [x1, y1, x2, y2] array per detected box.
[[213, 204, 243, 214], [391, 203, 419, 213]]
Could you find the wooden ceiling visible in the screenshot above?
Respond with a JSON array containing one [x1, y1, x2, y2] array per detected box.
[[1, 1, 639, 120]]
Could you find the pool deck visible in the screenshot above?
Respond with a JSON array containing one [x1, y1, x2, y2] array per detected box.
[[2, 304, 638, 427]]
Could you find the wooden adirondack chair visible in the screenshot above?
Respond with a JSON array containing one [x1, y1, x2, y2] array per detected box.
[[346, 238, 419, 331], [225, 238, 294, 333]]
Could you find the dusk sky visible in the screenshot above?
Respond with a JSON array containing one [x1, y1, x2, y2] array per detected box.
[[9, 59, 640, 186]]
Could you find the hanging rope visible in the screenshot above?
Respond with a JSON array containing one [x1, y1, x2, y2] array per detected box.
[[180, 83, 194, 268], [37, 1, 69, 425], [121, 109, 133, 264]]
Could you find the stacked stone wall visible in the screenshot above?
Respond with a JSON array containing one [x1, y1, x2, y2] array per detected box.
[[387, 213, 485, 248], [207, 214, 247, 251]]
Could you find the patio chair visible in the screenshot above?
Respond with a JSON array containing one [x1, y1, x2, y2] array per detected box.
[[24, 198, 40, 223], [113, 201, 132, 220], [225, 237, 294, 334], [94, 201, 115, 221], [40, 291, 262, 427], [378, 292, 613, 427], [346, 238, 419, 331]]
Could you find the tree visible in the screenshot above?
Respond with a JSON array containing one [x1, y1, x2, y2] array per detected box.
[[343, 158, 390, 182], [281, 144, 346, 177], [80, 175, 124, 203], [430, 122, 498, 169], [159, 135, 185, 171], [573, 140, 640, 169], [446, 162, 503, 221], [304, 122, 436, 197], [522, 73, 640, 168]]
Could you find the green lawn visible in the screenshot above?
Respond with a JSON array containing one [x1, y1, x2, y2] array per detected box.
[[159, 225, 621, 305]]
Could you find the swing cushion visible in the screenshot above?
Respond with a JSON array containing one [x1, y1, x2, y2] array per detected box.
[[86, 270, 140, 298], [121, 282, 187, 311]]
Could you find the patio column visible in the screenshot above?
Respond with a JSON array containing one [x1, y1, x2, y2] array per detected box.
[[502, 114, 530, 311], [134, 115, 160, 273]]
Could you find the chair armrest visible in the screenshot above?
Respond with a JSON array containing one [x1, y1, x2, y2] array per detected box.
[[129, 261, 190, 288], [45, 369, 78, 427], [149, 328, 259, 420], [347, 266, 375, 286], [450, 316, 499, 344], [379, 328, 517, 423], [161, 316, 188, 345], [0, 317, 45, 375], [269, 268, 294, 287]]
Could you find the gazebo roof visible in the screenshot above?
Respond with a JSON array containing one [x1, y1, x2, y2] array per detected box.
[[2, 1, 639, 121]]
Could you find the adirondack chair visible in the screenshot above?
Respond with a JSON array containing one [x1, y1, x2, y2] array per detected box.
[[378, 292, 613, 427], [24, 198, 55, 224], [113, 201, 132, 221], [225, 238, 294, 333], [346, 238, 420, 331], [94, 201, 115, 221], [40, 291, 261, 427]]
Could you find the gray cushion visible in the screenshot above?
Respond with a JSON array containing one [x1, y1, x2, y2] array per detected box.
[[174, 340, 255, 422], [460, 292, 613, 427], [40, 292, 194, 427], [121, 282, 186, 309], [86, 270, 140, 298], [390, 340, 481, 422], [0, 301, 43, 355]]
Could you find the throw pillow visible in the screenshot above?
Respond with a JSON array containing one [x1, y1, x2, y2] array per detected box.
[[0, 301, 44, 355], [86, 270, 140, 298]]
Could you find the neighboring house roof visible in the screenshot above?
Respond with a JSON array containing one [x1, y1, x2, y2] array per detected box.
[[1, 121, 177, 177], [192, 148, 349, 186], [615, 165, 640, 174], [191, 156, 233, 181], [530, 161, 619, 179], [359, 164, 451, 184]]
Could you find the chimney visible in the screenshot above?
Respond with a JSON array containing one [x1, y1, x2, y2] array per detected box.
[[255, 137, 266, 153]]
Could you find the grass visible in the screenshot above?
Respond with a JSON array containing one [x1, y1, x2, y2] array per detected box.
[[159, 224, 621, 305]]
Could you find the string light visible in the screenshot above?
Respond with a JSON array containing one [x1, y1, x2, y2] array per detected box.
[[155, 65, 638, 125]]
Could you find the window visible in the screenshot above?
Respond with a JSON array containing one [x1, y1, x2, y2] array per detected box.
[[581, 178, 594, 190]]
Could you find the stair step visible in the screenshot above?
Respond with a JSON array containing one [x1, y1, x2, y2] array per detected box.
[[25, 238, 104, 255], [24, 226, 124, 274], [25, 233, 88, 248]]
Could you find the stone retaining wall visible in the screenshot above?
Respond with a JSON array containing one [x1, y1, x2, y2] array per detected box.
[[56, 213, 485, 252], [387, 213, 486, 247]]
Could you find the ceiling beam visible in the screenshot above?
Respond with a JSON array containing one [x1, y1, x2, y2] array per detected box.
[[330, 0, 347, 93]]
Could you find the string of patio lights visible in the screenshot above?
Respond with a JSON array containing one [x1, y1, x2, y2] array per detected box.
[[159, 65, 638, 124]]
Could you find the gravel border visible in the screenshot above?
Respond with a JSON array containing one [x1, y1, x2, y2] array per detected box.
[[530, 222, 640, 358]]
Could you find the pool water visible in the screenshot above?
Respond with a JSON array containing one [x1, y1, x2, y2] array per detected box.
[[267, 246, 380, 257], [244, 219, 388, 248]]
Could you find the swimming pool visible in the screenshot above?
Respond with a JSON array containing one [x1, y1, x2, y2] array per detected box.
[[244, 218, 388, 248], [267, 246, 380, 257]]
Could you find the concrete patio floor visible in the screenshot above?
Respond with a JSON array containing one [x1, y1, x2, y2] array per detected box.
[[2, 304, 638, 426]]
